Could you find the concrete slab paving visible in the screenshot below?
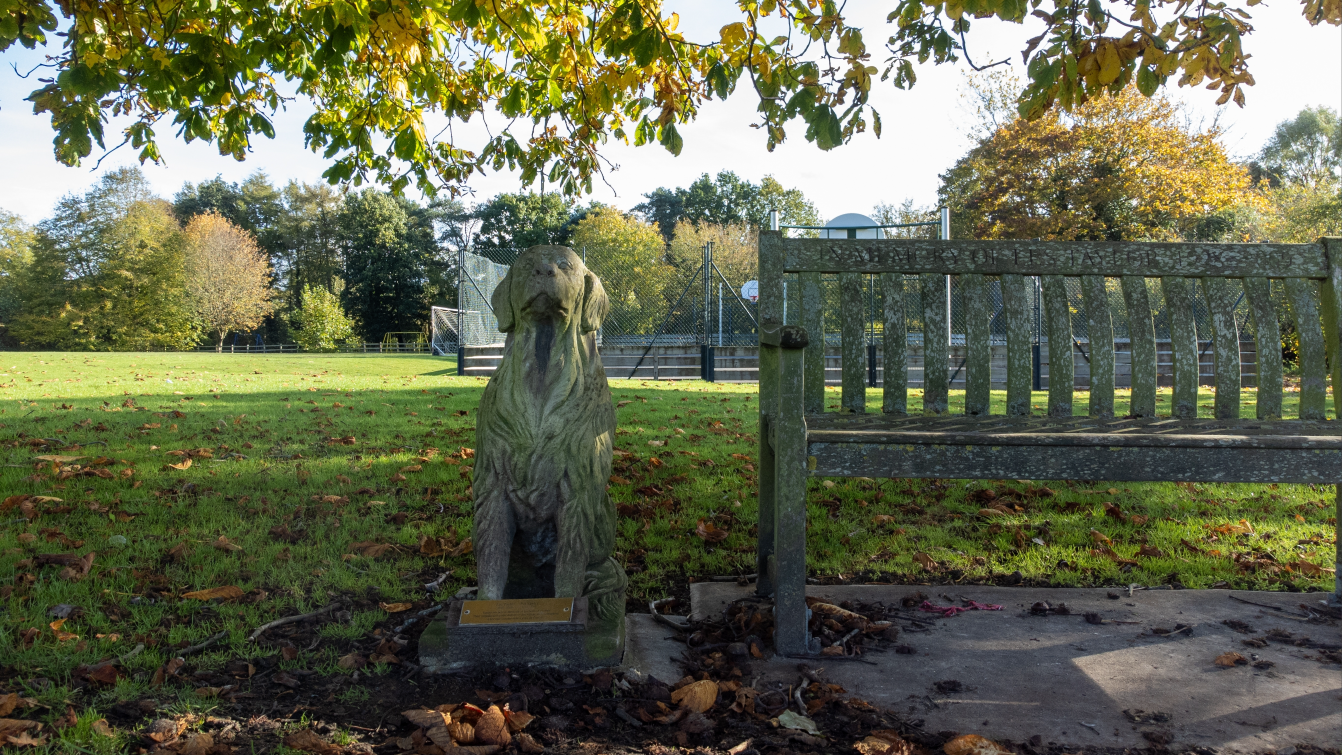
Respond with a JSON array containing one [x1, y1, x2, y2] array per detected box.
[[624, 583, 1340, 752]]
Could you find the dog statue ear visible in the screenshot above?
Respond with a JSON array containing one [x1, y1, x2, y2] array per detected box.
[[580, 270, 610, 334], [492, 267, 515, 333]]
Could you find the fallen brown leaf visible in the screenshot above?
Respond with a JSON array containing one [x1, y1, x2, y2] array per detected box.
[[913, 552, 937, 572], [670, 679, 719, 713], [695, 520, 729, 544], [944, 734, 1011, 755], [474, 705, 511, 747], [282, 728, 342, 754], [182, 585, 244, 601], [177, 732, 215, 755], [212, 536, 242, 552], [1214, 652, 1248, 667], [379, 602, 412, 613]]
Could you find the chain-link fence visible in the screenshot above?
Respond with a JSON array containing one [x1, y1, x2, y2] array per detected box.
[[452, 246, 758, 348]]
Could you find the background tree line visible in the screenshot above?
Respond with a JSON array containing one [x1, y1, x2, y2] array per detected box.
[[0, 93, 1334, 352], [0, 169, 823, 350]]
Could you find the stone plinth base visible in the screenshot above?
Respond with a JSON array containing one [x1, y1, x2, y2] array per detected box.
[[418, 596, 624, 672]]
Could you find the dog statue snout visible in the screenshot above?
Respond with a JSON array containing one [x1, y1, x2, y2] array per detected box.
[[534, 263, 557, 278]]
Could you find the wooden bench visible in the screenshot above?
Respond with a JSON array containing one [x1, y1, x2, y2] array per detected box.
[[755, 231, 1342, 655]]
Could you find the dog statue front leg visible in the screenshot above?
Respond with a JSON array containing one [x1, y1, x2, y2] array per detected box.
[[553, 481, 592, 599], [473, 483, 515, 601]]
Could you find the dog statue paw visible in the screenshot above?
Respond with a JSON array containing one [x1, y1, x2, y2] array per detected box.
[[472, 245, 626, 635]]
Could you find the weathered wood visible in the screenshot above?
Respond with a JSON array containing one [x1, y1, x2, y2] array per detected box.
[[767, 234, 1327, 278], [774, 343, 809, 656], [1322, 239, 1342, 419], [800, 272, 824, 414], [1121, 276, 1158, 418], [755, 231, 783, 599], [1080, 275, 1114, 418], [1161, 276, 1200, 419], [881, 273, 908, 415], [807, 443, 1342, 485], [1243, 277, 1283, 420], [1285, 278, 1328, 420], [1042, 275, 1074, 417], [804, 412, 1342, 443], [962, 274, 991, 416], [1001, 273, 1033, 417], [839, 272, 865, 414], [755, 344, 777, 598], [1201, 277, 1242, 419], [920, 273, 950, 415]]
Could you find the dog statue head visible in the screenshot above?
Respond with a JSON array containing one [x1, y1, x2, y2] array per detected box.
[[491, 245, 609, 372], [493, 245, 608, 335]]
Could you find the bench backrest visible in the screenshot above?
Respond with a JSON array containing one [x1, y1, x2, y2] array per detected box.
[[758, 234, 1342, 421]]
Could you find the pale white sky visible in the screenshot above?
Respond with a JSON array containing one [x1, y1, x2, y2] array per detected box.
[[1, 2, 1338, 224]]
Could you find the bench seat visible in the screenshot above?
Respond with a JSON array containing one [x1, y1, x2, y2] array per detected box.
[[802, 414, 1342, 484]]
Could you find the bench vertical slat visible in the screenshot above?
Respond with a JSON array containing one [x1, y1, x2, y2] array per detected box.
[[1285, 278, 1328, 420], [840, 272, 866, 413], [1121, 276, 1158, 417], [1042, 275, 1074, 417], [1243, 277, 1283, 420], [1081, 275, 1115, 418], [801, 272, 824, 414], [920, 273, 950, 414], [1001, 273, 1033, 417], [1322, 239, 1342, 419], [882, 273, 908, 415], [1161, 276, 1200, 419], [755, 232, 783, 598], [962, 273, 991, 415], [773, 342, 809, 656], [1201, 277, 1242, 419]]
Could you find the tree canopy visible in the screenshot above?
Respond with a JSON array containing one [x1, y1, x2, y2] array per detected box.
[[5, 0, 1335, 197], [1257, 106, 1341, 189], [938, 83, 1256, 242], [634, 172, 820, 242]]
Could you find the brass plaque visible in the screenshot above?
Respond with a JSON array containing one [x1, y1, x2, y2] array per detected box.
[[459, 598, 575, 625]]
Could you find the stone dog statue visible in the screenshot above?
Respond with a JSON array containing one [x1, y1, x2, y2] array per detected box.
[[473, 245, 626, 629]]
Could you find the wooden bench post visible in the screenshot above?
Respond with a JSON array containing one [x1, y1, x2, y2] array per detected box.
[[773, 326, 810, 655], [1322, 238, 1342, 605], [756, 231, 783, 598]]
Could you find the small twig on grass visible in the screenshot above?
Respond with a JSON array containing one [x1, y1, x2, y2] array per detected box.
[[180, 631, 228, 657], [247, 603, 342, 641], [836, 628, 861, 647], [395, 602, 446, 634], [793, 679, 809, 714], [118, 642, 146, 663], [649, 598, 689, 631]]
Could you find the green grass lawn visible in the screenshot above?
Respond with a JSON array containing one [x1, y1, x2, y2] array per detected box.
[[0, 352, 1335, 749]]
